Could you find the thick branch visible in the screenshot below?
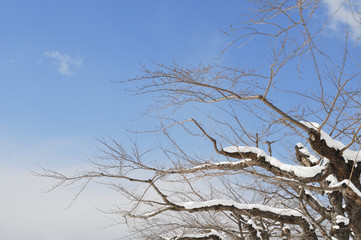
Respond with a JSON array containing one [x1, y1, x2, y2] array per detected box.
[[156, 199, 317, 240], [219, 146, 329, 183]]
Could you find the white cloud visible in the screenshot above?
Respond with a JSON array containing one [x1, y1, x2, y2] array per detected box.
[[0, 135, 128, 240], [0, 167, 127, 240], [44, 51, 82, 75], [324, 0, 361, 38]]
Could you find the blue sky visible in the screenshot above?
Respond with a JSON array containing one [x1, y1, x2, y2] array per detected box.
[[0, 1, 249, 239], [0, 0, 358, 239], [0, 0, 252, 145]]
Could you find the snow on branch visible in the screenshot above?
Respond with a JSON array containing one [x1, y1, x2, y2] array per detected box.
[[166, 229, 225, 240], [167, 159, 253, 174], [247, 218, 263, 239], [296, 143, 320, 166], [326, 175, 361, 205], [179, 199, 302, 217], [220, 146, 328, 182], [335, 215, 349, 226], [302, 122, 361, 162], [187, 118, 327, 183], [175, 199, 316, 239], [132, 193, 317, 238]]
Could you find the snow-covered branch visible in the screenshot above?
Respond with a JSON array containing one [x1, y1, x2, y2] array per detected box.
[[174, 199, 316, 239], [303, 122, 361, 163], [220, 146, 328, 183]]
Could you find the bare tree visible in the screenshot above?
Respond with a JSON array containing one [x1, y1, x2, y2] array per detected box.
[[39, 1, 361, 239]]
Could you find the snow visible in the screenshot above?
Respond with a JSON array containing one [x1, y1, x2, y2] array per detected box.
[[191, 159, 252, 171], [346, 181, 361, 197], [326, 175, 361, 197], [332, 215, 350, 232], [336, 215, 349, 225], [165, 229, 226, 240], [304, 189, 324, 207], [224, 146, 264, 155], [296, 143, 319, 164], [179, 199, 303, 217], [326, 174, 339, 186], [223, 146, 325, 178], [247, 218, 262, 238], [301, 122, 361, 162], [331, 180, 361, 198]]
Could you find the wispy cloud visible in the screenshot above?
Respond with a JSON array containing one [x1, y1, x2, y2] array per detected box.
[[324, 0, 361, 38], [44, 51, 82, 75]]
